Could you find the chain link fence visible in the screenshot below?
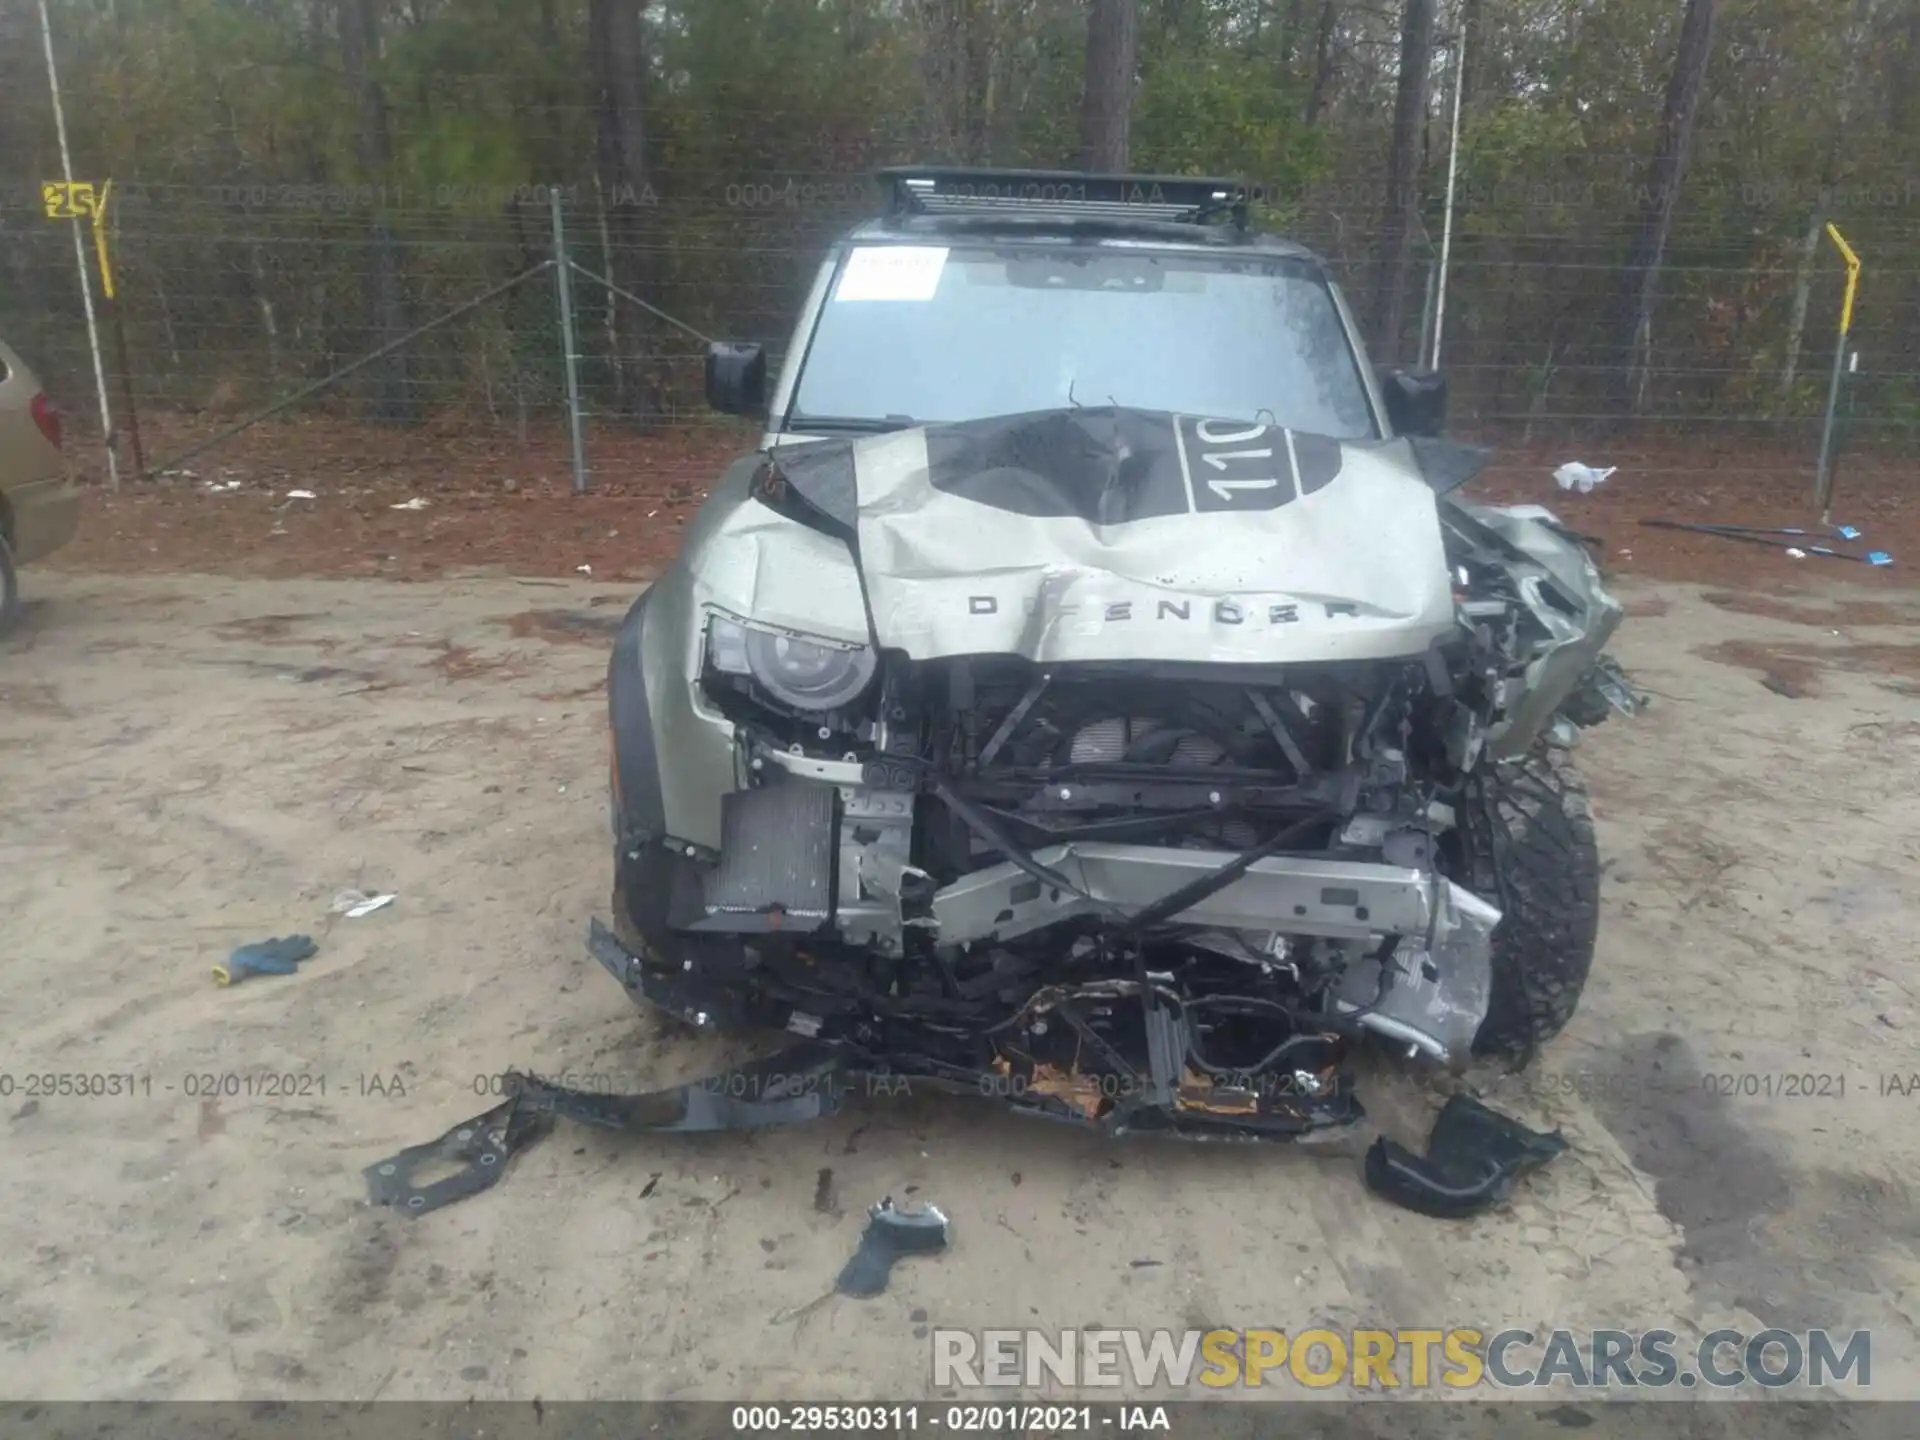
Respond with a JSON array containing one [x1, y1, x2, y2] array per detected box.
[[3, 158, 1917, 483]]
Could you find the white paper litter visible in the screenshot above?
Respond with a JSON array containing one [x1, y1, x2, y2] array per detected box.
[[575, 563, 592, 575], [1786, 547, 1807, 560], [1552, 462, 1617, 493], [286, 489, 316, 500], [834, 245, 949, 302], [330, 889, 397, 918], [390, 497, 429, 511]]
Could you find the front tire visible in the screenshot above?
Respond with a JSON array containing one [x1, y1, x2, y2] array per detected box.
[[1462, 742, 1601, 1061]]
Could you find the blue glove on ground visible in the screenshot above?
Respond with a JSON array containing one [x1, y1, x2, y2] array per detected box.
[[212, 934, 318, 986]]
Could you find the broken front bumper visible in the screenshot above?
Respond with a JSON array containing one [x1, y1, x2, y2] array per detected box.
[[589, 917, 1365, 1141], [600, 834, 1502, 1071], [366, 1027, 1565, 1219], [357, 850, 1543, 1219]]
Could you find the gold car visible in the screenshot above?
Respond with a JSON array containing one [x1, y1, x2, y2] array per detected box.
[[0, 338, 81, 633]]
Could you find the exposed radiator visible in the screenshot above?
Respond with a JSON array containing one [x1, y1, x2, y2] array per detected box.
[[1068, 716, 1226, 766]]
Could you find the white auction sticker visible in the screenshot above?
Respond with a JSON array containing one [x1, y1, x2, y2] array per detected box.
[[834, 245, 948, 302]]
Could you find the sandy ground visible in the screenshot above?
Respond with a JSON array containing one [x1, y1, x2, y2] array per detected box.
[[2, 566, 1918, 1425]]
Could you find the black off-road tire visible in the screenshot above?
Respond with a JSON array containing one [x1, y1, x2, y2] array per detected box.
[[0, 533, 20, 640], [1462, 741, 1601, 1061]]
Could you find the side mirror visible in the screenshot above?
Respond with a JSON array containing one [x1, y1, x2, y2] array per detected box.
[[1379, 367, 1447, 438], [705, 342, 767, 416]]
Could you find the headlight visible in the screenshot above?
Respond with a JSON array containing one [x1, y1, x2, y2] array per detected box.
[[706, 614, 877, 712]]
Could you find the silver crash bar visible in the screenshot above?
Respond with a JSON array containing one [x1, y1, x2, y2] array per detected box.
[[931, 843, 1442, 944]]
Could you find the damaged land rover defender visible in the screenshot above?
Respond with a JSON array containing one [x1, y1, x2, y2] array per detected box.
[[594, 168, 1639, 1150]]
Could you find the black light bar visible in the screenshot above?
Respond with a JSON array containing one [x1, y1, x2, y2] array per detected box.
[[877, 166, 1250, 229]]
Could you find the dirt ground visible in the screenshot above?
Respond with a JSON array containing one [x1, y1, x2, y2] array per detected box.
[[3, 558, 1919, 1422], [46, 414, 1920, 592]]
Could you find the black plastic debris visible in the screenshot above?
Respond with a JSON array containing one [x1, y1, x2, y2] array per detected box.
[[363, 1096, 550, 1215], [513, 1041, 851, 1133], [362, 1043, 855, 1216], [1363, 1094, 1567, 1219], [834, 1197, 951, 1297]]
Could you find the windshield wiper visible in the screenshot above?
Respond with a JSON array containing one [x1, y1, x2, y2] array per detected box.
[[785, 412, 923, 434]]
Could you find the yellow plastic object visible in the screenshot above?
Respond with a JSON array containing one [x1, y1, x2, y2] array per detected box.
[[91, 179, 115, 299], [1826, 222, 1859, 335]]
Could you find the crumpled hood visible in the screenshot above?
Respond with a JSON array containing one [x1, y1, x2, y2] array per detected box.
[[771, 407, 1458, 666]]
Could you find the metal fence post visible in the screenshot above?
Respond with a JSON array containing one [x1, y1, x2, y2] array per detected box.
[[1815, 336, 1849, 518], [1814, 222, 1860, 519], [551, 189, 589, 495], [38, 0, 119, 490]]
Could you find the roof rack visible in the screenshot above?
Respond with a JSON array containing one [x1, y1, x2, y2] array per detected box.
[[877, 166, 1250, 230]]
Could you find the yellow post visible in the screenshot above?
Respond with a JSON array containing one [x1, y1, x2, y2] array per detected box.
[[89, 179, 145, 476], [1826, 222, 1859, 332], [1815, 224, 1860, 517], [90, 178, 115, 300]]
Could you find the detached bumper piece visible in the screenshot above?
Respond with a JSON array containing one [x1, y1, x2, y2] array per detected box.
[[363, 1095, 551, 1214], [1363, 1094, 1567, 1219], [835, 1198, 951, 1297], [363, 1045, 853, 1216]]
